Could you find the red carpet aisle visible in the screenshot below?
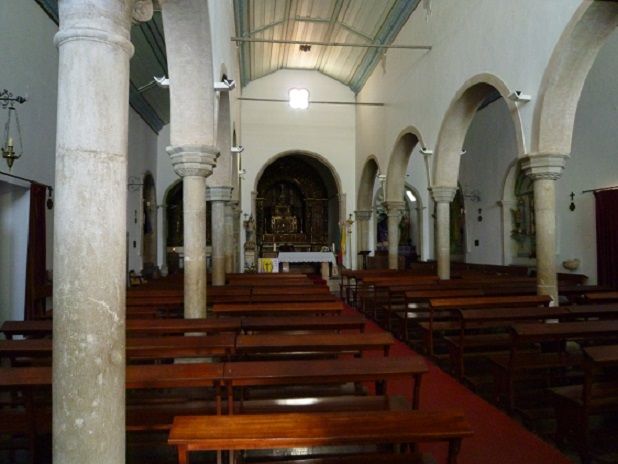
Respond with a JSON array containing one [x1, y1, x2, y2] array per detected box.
[[342, 305, 573, 464]]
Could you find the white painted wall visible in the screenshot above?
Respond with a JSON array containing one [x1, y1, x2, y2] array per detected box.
[[240, 69, 357, 266], [356, 0, 618, 277], [405, 148, 433, 261], [0, 0, 160, 312], [460, 98, 519, 265], [126, 110, 160, 274], [555, 29, 618, 284], [0, 182, 30, 324]]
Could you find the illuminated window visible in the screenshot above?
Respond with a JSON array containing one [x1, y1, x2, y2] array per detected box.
[[406, 190, 416, 202], [289, 88, 309, 110]]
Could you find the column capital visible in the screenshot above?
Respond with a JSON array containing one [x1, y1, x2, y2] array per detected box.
[[206, 186, 233, 202], [384, 200, 405, 216], [168, 145, 218, 178], [355, 210, 372, 221], [431, 186, 457, 203], [521, 153, 568, 181], [54, 1, 138, 56]]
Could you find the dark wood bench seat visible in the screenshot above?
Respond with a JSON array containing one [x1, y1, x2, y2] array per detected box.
[[169, 409, 474, 464], [248, 452, 435, 464], [237, 394, 410, 414], [549, 344, 618, 461], [125, 395, 412, 433]]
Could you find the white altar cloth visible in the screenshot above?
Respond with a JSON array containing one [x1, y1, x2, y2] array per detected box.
[[277, 251, 337, 264]]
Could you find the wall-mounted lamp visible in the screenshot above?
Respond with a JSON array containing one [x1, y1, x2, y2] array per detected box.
[[1, 89, 26, 171], [569, 192, 576, 211], [460, 149, 467, 156], [508, 90, 531, 103], [214, 78, 236, 92], [154, 75, 170, 88], [238, 168, 247, 180], [420, 147, 433, 156], [231, 145, 244, 154]]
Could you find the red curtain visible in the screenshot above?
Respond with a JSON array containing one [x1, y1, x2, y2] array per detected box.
[[24, 183, 48, 320], [594, 189, 618, 288]]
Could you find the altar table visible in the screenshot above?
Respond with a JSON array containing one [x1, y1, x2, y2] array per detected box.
[[277, 251, 337, 279]]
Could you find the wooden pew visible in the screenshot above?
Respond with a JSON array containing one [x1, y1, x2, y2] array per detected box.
[[0, 362, 225, 458], [550, 344, 618, 462], [222, 356, 428, 413], [445, 306, 571, 378], [1, 315, 366, 339], [234, 332, 395, 359], [241, 315, 365, 333], [169, 409, 473, 464], [0, 334, 237, 364], [582, 291, 618, 304], [423, 294, 552, 356], [395, 288, 485, 341], [248, 454, 432, 464], [251, 285, 330, 295], [489, 320, 618, 411], [212, 301, 344, 317]]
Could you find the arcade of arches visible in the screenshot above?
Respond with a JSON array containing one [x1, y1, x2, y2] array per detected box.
[[3, 1, 618, 464]]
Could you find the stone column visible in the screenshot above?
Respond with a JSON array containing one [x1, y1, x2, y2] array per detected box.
[[232, 202, 242, 272], [224, 202, 235, 274], [162, 0, 218, 313], [170, 147, 217, 317], [522, 154, 567, 304], [432, 186, 457, 280], [52, 1, 152, 463], [355, 210, 372, 269], [385, 201, 405, 270], [497, 200, 516, 265], [355, 210, 372, 252], [207, 186, 233, 286]]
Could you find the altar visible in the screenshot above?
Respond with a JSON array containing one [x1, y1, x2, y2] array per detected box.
[[277, 251, 337, 280]]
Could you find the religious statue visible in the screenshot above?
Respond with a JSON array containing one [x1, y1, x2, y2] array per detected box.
[[243, 214, 257, 271]]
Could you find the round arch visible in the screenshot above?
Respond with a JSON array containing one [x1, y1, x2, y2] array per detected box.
[[433, 73, 526, 188], [532, 1, 618, 155], [385, 126, 425, 202], [357, 156, 381, 211], [252, 151, 344, 268], [253, 150, 344, 205]]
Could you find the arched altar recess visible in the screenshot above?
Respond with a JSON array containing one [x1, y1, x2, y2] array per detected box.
[[255, 154, 339, 255]]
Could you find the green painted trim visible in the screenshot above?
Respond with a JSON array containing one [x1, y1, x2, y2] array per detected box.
[[350, 0, 421, 93], [34, 0, 58, 24], [32, 0, 166, 134], [234, 0, 251, 88]]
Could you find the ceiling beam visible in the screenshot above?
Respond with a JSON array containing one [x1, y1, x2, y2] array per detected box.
[[316, 0, 345, 69], [231, 37, 431, 50], [338, 21, 373, 42], [238, 97, 383, 106]]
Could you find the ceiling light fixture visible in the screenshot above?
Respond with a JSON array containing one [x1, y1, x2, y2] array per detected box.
[[289, 88, 309, 110]]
